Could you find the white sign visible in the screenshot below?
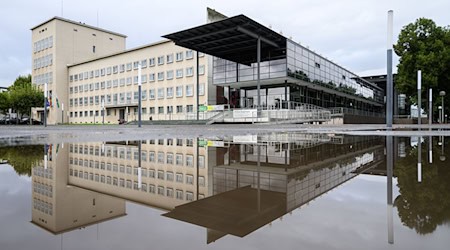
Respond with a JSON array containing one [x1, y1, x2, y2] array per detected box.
[[207, 141, 225, 147], [233, 109, 257, 118], [233, 135, 258, 144], [208, 105, 225, 111]]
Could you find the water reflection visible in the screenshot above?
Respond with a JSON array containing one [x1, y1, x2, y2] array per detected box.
[[1, 133, 449, 247]]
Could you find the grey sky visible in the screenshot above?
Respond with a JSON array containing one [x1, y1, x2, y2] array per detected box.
[[0, 0, 449, 88]]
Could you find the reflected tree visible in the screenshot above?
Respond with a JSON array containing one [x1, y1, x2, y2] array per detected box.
[[0, 145, 43, 176], [394, 141, 450, 234]]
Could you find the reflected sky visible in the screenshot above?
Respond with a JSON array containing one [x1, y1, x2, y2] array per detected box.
[[0, 134, 449, 250]]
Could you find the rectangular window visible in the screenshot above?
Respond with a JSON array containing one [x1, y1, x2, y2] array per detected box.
[[107, 67, 112, 75], [186, 155, 194, 167], [157, 72, 164, 81], [176, 105, 183, 113], [126, 63, 132, 71], [176, 86, 183, 97], [167, 106, 173, 114], [133, 61, 139, 70], [176, 154, 183, 165], [158, 88, 164, 99], [113, 66, 118, 74], [186, 67, 194, 77], [166, 70, 174, 80], [120, 64, 125, 73], [186, 105, 193, 113], [149, 107, 155, 114], [158, 106, 164, 114], [166, 54, 173, 64], [186, 175, 194, 185], [142, 74, 147, 83], [141, 59, 147, 68], [157, 56, 164, 65], [176, 69, 183, 78], [149, 89, 155, 99], [199, 83, 205, 96], [126, 77, 132, 85], [186, 50, 193, 59], [166, 87, 173, 98], [149, 73, 155, 82], [186, 85, 193, 96], [176, 52, 183, 61], [149, 58, 155, 66], [199, 65, 205, 75]]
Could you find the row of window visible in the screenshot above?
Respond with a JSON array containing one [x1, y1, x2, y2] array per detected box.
[[69, 84, 203, 107], [33, 72, 53, 85], [33, 36, 53, 53], [33, 198, 53, 215], [69, 169, 198, 201], [69, 104, 196, 118], [69, 66, 205, 84], [33, 182, 53, 198], [32, 167, 53, 179], [69, 50, 204, 82], [33, 54, 53, 70]]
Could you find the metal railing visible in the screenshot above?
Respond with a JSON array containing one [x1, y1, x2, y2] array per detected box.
[[328, 107, 385, 118]]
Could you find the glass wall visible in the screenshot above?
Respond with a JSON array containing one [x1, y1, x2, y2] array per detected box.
[[286, 40, 383, 103], [213, 58, 286, 84]]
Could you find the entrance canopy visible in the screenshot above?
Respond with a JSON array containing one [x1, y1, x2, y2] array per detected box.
[[163, 15, 287, 66]]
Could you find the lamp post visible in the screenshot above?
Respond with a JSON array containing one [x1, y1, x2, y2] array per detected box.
[[386, 10, 394, 129], [438, 106, 442, 123], [440, 91, 446, 124], [417, 70, 422, 127], [138, 62, 142, 128], [62, 103, 64, 124], [44, 82, 48, 127]]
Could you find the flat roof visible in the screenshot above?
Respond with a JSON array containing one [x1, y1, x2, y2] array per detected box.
[[31, 16, 127, 38], [163, 14, 286, 66]]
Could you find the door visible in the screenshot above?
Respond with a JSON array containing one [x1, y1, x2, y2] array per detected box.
[[119, 109, 125, 120]]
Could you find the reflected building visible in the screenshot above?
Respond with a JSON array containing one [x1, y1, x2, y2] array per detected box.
[[31, 144, 126, 234], [30, 134, 385, 241]]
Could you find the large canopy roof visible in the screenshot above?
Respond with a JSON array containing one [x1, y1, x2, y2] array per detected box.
[[163, 15, 287, 65]]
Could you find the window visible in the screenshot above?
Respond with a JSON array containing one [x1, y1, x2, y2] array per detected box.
[[149, 58, 155, 66], [93, 46, 96, 53], [186, 155, 194, 167], [199, 65, 205, 75], [141, 90, 147, 100], [166, 87, 173, 98], [186, 175, 194, 185], [149, 152, 155, 162], [186, 67, 194, 76], [127, 77, 132, 85], [149, 107, 155, 114], [166, 171, 174, 180], [133, 61, 139, 70], [120, 64, 125, 73], [142, 74, 147, 83], [166, 54, 173, 64], [198, 155, 205, 168], [176, 189, 183, 200], [113, 66, 118, 74], [199, 83, 205, 96], [158, 106, 164, 114], [167, 106, 173, 114], [134, 76, 139, 84], [107, 67, 112, 75], [158, 152, 164, 164], [176, 154, 183, 165], [176, 86, 183, 97], [158, 186, 164, 195], [176, 105, 183, 113], [199, 176, 205, 186], [176, 173, 183, 183], [176, 52, 183, 61], [186, 105, 193, 112], [166, 70, 174, 80], [176, 69, 183, 78], [107, 80, 112, 88], [149, 73, 155, 82], [157, 56, 164, 65], [186, 50, 193, 59], [186, 85, 193, 97], [166, 188, 174, 197], [157, 88, 164, 99], [157, 72, 164, 81], [126, 63, 132, 71], [149, 89, 155, 99]]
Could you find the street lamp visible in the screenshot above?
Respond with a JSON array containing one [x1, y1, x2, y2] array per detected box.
[[440, 91, 446, 124], [138, 62, 142, 128]]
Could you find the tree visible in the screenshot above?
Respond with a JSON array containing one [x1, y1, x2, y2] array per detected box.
[[394, 18, 450, 117], [0, 91, 10, 116], [0, 145, 43, 176], [8, 75, 44, 120]]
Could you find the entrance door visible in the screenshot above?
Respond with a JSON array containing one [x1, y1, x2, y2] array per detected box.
[[119, 109, 125, 120]]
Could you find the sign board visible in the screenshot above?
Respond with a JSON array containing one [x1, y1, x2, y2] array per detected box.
[[198, 140, 225, 147], [233, 109, 257, 118], [232, 135, 258, 144], [199, 105, 225, 112]]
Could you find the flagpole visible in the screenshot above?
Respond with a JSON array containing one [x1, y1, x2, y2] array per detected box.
[[44, 82, 47, 127]]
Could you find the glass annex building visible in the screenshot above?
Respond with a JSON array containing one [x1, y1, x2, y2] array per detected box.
[[165, 14, 384, 114]]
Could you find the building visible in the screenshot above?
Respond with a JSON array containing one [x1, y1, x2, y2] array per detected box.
[[31, 8, 384, 125]]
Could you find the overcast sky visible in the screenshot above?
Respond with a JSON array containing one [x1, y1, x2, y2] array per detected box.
[[0, 0, 449, 87]]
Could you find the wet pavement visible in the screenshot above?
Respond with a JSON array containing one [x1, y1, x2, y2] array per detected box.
[[0, 131, 449, 250]]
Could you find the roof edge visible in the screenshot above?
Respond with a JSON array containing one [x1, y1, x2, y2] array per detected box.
[[31, 16, 127, 38]]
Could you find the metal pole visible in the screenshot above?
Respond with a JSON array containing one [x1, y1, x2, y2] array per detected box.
[[386, 10, 394, 129], [138, 62, 142, 127], [429, 88, 432, 125], [418, 136, 422, 182], [44, 82, 48, 127], [442, 95, 445, 124], [62, 103, 64, 124], [101, 99, 105, 125], [138, 140, 142, 189], [196, 51, 199, 121], [418, 70, 422, 127], [257, 36, 261, 112], [386, 136, 394, 244]]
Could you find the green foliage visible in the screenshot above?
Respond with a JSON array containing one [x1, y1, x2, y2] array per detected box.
[[0, 145, 43, 176], [0, 91, 10, 115], [8, 74, 44, 118], [394, 140, 450, 234], [394, 18, 450, 115]]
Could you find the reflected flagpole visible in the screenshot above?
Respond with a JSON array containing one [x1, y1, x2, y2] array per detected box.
[[386, 136, 394, 244]]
